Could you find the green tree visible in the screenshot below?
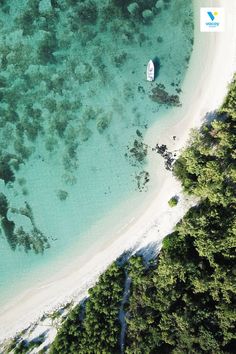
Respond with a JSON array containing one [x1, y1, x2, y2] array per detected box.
[[50, 76, 236, 353]]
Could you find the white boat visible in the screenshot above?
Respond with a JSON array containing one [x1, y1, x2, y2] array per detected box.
[[147, 60, 155, 81]]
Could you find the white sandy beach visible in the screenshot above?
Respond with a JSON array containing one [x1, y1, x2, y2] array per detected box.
[[1, 0, 236, 343]]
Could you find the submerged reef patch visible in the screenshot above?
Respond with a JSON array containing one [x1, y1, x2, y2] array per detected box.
[[57, 189, 69, 201], [9, 202, 50, 253], [126, 137, 148, 165], [76, 1, 98, 25], [135, 170, 150, 192], [149, 84, 181, 106], [0, 0, 194, 254], [0, 153, 17, 184]]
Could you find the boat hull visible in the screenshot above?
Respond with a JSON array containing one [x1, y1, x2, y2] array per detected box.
[[147, 60, 154, 81]]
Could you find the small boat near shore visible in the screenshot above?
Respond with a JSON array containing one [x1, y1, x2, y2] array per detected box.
[[147, 60, 155, 81]]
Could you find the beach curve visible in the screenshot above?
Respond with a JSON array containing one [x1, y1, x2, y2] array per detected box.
[[0, 0, 236, 341]]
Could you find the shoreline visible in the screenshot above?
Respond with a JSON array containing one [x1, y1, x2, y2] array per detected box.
[[1, 0, 236, 341]]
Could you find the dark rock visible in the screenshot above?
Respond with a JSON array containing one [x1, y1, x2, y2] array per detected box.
[[153, 143, 176, 171]]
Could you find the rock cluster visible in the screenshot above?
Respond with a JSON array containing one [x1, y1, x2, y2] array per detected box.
[[152, 143, 176, 170]]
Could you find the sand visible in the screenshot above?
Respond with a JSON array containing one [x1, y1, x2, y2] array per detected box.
[[0, 0, 236, 342]]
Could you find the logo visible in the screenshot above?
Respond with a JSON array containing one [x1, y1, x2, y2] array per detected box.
[[207, 11, 218, 21], [200, 8, 224, 32]]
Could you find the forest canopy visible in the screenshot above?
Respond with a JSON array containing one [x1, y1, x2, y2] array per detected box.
[[49, 77, 236, 353]]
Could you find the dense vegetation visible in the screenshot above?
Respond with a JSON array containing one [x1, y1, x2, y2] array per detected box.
[[50, 263, 125, 353], [50, 78, 236, 353]]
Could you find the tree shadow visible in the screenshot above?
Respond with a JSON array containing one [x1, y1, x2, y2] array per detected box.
[[203, 110, 227, 124], [136, 241, 160, 263], [117, 249, 134, 266], [117, 240, 161, 267]]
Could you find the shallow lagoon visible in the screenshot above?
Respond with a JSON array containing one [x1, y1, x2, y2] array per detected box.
[[0, 0, 193, 304]]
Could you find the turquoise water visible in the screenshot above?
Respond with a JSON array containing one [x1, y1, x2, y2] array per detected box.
[[0, 0, 193, 304]]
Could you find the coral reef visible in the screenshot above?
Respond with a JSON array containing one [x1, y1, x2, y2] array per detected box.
[[75, 1, 98, 25], [37, 31, 57, 64], [126, 131, 148, 166], [149, 84, 181, 106], [113, 52, 128, 67], [127, 2, 140, 16], [39, 0, 53, 15], [14, 226, 50, 254], [45, 135, 58, 152], [57, 190, 68, 201], [0, 153, 21, 184], [0, 193, 17, 250], [9, 202, 50, 253], [78, 124, 92, 141], [96, 113, 112, 134], [142, 9, 154, 23], [76, 63, 94, 84], [15, 10, 36, 36], [0, 0, 193, 256], [135, 170, 150, 192], [0, 192, 9, 218]]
